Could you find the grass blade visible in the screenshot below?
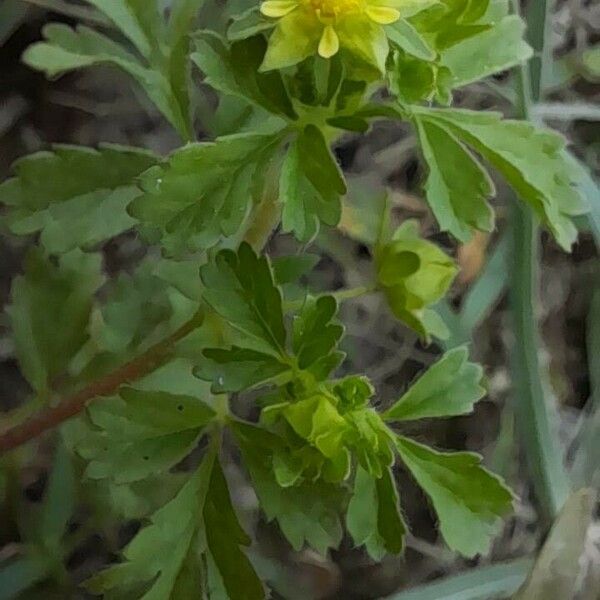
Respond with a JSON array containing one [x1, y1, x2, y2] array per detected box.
[[384, 559, 532, 600], [508, 0, 571, 523]]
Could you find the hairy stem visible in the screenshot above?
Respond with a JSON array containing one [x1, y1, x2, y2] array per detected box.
[[0, 312, 204, 454]]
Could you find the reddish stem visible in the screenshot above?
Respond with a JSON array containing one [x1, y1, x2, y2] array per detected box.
[[0, 313, 202, 454]]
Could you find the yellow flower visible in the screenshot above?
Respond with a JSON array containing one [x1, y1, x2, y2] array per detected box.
[[259, 0, 425, 72]]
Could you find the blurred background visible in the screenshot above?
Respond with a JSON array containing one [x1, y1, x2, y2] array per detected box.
[[0, 0, 599, 598]]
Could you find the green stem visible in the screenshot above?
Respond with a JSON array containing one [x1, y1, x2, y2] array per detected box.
[[509, 0, 570, 522]]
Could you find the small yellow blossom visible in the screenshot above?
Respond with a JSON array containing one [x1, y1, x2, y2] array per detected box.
[[259, 0, 425, 72]]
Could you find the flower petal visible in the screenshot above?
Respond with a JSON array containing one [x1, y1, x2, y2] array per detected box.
[[318, 25, 340, 58], [260, 0, 299, 18], [365, 5, 401, 24]]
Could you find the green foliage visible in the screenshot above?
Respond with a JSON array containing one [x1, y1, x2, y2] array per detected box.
[[347, 466, 407, 560], [196, 246, 511, 560], [192, 31, 297, 120], [200, 242, 287, 356], [440, 15, 532, 87], [22, 0, 204, 139], [78, 388, 215, 483], [130, 133, 285, 255], [0, 443, 77, 599], [7, 249, 104, 392], [86, 449, 264, 600], [414, 118, 495, 241], [384, 346, 485, 421], [1, 144, 156, 252], [293, 295, 345, 377], [395, 436, 513, 557], [413, 107, 588, 249], [376, 220, 458, 340], [281, 124, 347, 241], [0, 0, 588, 595], [232, 421, 345, 554]]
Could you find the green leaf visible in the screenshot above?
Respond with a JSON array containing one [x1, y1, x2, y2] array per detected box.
[[281, 125, 346, 241], [88, 260, 174, 360], [53, 0, 202, 138], [130, 132, 284, 255], [347, 466, 407, 560], [297, 125, 346, 196], [196, 347, 290, 393], [0, 555, 52, 600], [39, 442, 76, 551], [86, 452, 215, 598], [227, 7, 274, 41], [80, 389, 214, 483], [415, 108, 587, 250], [337, 17, 389, 75], [414, 116, 495, 242], [272, 254, 320, 285], [1, 142, 154, 252], [84, 0, 157, 58], [384, 347, 485, 421], [1, 143, 156, 210], [165, 0, 206, 131], [7, 249, 104, 392], [395, 436, 513, 557], [391, 51, 453, 104], [232, 421, 344, 554], [200, 242, 287, 357], [203, 459, 265, 600], [386, 19, 436, 61], [192, 31, 296, 119], [441, 15, 532, 87], [376, 220, 458, 340], [410, 0, 493, 51], [23, 23, 191, 138], [293, 296, 345, 379]]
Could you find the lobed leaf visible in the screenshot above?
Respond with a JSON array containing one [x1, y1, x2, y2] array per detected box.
[[441, 15, 532, 87], [85, 452, 214, 598], [200, 243, 287, 357], [1, 143, 156, 252], [395, 436, 513, 557], [384, 347, 485, 421], [196, 347, 290, 393], [281, 125, 346, 241], [7, 249, 104, 392], [192, 31, 296, 120], [347, 466, 407, 560], [130, 132, 285, 255], [232, 421, 344, 554], [292, 295, 345, 379], [23, 23, 191, 138], [415, 107, 588, 249], [415, 116, 495, 242], [80, 389, 214, 483], [203, 460, 265, 600]]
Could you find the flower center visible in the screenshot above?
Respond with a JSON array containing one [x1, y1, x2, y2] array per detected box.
[[304, 0, 364, 21]]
